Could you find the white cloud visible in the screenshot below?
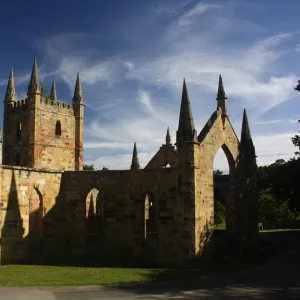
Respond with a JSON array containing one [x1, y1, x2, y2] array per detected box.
[[253, 119, 299, 125], [254, 133, 296, 166], [24, 1, 298, 171], [0, 72, 30, 87], [126, 33, 297, 113], [85, 152, 154, 170], [137, 89, 155, 113], [85, 132, 296, 170], [178, 3, 221, 27]]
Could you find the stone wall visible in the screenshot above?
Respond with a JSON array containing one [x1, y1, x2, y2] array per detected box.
[[59, 168, 197, 265], [2, 97, 81, 171], [194, 111, 239, 256], [37, 100, 77, 171], [0, 166, 63, 264], [145, 144, 178, 169]]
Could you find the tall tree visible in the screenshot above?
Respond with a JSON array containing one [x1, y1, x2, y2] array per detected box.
[[292, 81, 300, 155]]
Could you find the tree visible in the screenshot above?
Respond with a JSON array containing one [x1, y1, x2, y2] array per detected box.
[[214, 199, 226, 226], [83, 164, 96, 170], [258, 188, 278, 222], [292, 81, 300, 155], [213, 169, 223, 175], [40, 85, 48, 98]]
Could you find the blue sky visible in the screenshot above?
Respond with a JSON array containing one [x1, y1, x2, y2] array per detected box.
[[0, 0, 299, 172]]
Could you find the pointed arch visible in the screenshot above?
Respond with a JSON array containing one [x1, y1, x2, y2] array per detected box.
[[29, 187, 43, 237], [85, 188, 103, 235], [16, 120, 22, 142], [144, 191, 158, 239], [55, 120, 62, 136], [195, 112, 240, 254]]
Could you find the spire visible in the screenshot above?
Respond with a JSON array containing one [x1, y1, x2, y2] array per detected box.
[[176, 79, 197, 144], [216, 74, 227, 100], [216, 74, 227, 115], [130, 142, 140, 170], [50, 79, 57, 101], [241, 109, 251, 140], [27, 58, 40, 95], [4, 69, 16, 103], [240, 109, 256, 158], [166, 127, 171, 145], [73, 71, 83, 103]]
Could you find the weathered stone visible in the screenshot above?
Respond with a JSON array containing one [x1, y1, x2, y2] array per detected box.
[[0, 66, 258, 266]]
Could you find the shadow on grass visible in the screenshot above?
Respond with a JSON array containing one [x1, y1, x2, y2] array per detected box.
[[97, 230, 300, 299]]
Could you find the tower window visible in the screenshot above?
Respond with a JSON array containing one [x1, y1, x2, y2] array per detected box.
[[55, 121, 62, 136], [16, 121, 22, 142]]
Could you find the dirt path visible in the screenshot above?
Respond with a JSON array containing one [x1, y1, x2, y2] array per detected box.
[[0, 231, 299, 299]]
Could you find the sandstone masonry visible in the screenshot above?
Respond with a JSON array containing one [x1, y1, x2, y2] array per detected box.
[[0, 61, 258, 265]]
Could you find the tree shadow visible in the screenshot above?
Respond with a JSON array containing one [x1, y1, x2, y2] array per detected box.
[[0, 170, 25, 264], [102, 231, 300, 299]]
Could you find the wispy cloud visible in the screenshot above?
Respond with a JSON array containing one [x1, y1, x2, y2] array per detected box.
[[178, 3, 222, 27], [137, 89, 155, 113], [6, 0, 297, 170], [0, 73, 30, 87]]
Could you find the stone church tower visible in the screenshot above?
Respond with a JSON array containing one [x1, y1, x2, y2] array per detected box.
[[2, 58, 84, 170]]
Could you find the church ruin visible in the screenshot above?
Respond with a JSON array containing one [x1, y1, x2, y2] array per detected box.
[[0, 59, 258, 265]]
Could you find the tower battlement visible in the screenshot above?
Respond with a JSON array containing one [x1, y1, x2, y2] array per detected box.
[[2, 58, 84, 171]]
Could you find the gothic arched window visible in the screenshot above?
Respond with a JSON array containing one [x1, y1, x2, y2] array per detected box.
[[55, 120, 62, 136]]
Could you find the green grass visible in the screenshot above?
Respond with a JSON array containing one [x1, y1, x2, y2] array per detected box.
[[0, 230, 288, 287], [0, 245, 281, 287], [260, 228, 300, 232], [0, 265, 164, 287]]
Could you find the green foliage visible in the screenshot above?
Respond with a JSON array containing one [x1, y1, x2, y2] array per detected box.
[[257, 157, 300, 224], [83, 165, 108, 171], [214, 200, 226, 226], [40, 84, 50, 99], [257, 158, 300, 213], [258, 188, 280, 222], [292, 85, 300, 155], [83, 164, 96, 170], [258, 188, 275, 222], [292, 123, 300, 156], [213, 169, 223, 175]]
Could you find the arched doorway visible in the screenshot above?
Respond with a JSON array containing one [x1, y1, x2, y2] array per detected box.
[[85, 188, 103, 235], [213, 147, 231, 231], [144, 192, 158, 240], [29, 187, 43, 237]]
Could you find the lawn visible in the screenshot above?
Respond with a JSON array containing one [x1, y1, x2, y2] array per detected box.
[[0, 265, 163, 287], [0, 230, 287, 287]]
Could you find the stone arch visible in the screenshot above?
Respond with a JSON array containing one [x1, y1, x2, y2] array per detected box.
[[55, 120, 62, 136], [144, 191, 158, 239], [29, 187, 43, 237], [85, 188, 103, 235], [195, 112, 239, 251]]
